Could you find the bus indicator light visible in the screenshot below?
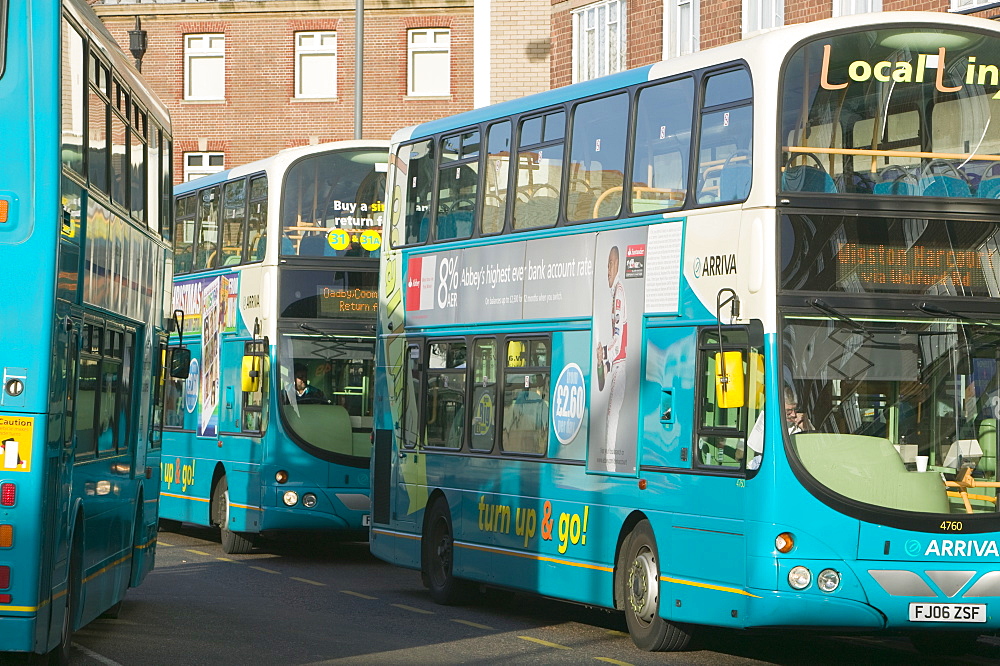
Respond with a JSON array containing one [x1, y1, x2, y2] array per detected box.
[[638, 479, 647, 490], [0, 524, 11, 547], [0, 483, 13, 506], [775, 532, 794, 553], [0, 199, 8, 223]]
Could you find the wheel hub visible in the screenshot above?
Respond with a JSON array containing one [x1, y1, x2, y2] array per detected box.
[[627, 548, 658, 624]]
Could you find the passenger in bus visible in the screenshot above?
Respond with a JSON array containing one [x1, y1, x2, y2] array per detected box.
[[503, 384, 548, 454], [784, 387, 814, 434]]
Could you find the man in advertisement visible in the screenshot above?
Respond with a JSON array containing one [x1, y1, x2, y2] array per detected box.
[[595, 245, 628, 471]]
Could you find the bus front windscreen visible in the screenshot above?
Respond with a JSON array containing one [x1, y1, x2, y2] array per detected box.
[[780, 26, 1000, 198], [783, 315, 1000, 517], [280, 149, 387, 258], [277, 332, 374, 461]]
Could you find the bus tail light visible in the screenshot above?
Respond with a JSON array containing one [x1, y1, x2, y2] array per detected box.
[[0, 483, 14, 506], [0, 565, 9, 588], [0, 524, 11, 547]]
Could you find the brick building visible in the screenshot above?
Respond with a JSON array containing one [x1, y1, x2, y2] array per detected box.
[[93, 0, 552, 184], [550, 0, 1000, 87]]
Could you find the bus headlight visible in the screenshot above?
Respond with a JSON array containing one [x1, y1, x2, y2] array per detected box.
[[817, 568, 841, 593], [302, 493, 318, 508], [282, 491, 299, 506], [788, 566, 812, 590]]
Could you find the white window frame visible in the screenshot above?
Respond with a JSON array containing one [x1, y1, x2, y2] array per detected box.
[[184, 152, 224, 182], [184, 33, 225, 101], [832, 0, 882, 16], [572, 0, 626, 84], [407, 28, 451, 97], [295, 31, 338, 99], [742, 0, 784, 37], [951, 0, 990, 10], [664, 0, 699, 60]]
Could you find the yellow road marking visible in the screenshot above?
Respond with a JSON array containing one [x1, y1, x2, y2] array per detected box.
[[392, 603, 434, 614], [606, 630, 628, 637], [596, 658, 633, 665], [216, 557, 236, 563], [250, 566, 281, 574], [290, 577, 325, 586], [341, 590, 377, 600], [518, 636, 571, 650], [451, 619, 493, 630], [157, 540, 174, 547], [185, 549, 210, 556]]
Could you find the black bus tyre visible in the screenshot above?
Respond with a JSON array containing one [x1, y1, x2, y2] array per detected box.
[[212, 477, 255, 555], [621, 520, 692, 651], [422, 499, 472, 605]]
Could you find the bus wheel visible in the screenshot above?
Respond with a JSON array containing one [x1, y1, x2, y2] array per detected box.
[[212, 477, 255, 555], [422, 499, 472, 605], [621, 520, 691, 651], [910, 631, 980, 655]]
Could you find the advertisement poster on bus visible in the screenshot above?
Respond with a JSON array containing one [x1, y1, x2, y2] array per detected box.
[[172, 273, 240, 437], [588, 230, 647, 475]]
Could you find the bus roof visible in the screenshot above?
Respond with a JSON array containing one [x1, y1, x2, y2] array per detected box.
[[174, 139, 390, 196], [392, 11, 1000, 145]]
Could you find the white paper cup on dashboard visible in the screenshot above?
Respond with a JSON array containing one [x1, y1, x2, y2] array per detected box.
[[915, 456, 929, 473]]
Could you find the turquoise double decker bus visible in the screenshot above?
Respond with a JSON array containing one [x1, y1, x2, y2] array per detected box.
[[0, 0, 177, 661], [372, 11, 1000, 654], [163, 141, 388, 553]]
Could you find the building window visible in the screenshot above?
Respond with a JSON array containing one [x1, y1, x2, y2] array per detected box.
[[742, 0, 783, 36], [407, 28, 450, 97], [573, 0, 626, 83], [184, 152, 224, 182], [295, 31, 337, 99], [184, 34, 225, 101], [665, 0, 698, 59], [833, 0, 881, 15], [952, 0, 991, 9]]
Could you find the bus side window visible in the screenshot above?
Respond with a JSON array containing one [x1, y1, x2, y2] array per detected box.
[[194, 185, 220, 271], [631, 77, 694, 214], [696, 328, 750, 469], [696, 68, 753, 205], [403, 140, 434, 245], [436, 130, 479, 241], [470, 338, 497, 452], [242, 338, 267, 434], [501, 338, 550, 455], [425, 341, 467, 449], [482, 121, 511, 235], [513, 111, 565, 230], [246, 175, 268, 262], [173, 194, 197, 274], [221, 178, 247, 267], [403, 344, 422, 449], [567, 92, 628, 222]]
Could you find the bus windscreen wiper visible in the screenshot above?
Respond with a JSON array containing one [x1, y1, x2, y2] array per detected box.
[[809, 298, 871, 334], [299, 323, 334, 337], [916, 302, 1000, 330]]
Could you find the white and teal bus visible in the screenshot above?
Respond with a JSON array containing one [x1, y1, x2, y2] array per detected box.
[[0, 0, 180, 661], [163, 141, 388, 553], [372, 11, 1000, 654]]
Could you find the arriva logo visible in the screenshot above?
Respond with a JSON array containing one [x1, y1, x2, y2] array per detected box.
[[692, 254, 737, 278], [906, 539, 1000, 557]]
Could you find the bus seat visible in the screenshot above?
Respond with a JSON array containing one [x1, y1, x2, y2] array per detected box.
[[299, 233, 330, 256], [781, 165, 836, 193], [719, 161, 751, 201], [514, 196, 558, 229], [977, 164, 1000, 199], [919, 173, 971, 197], [794, 433, 950, 513], [873, 166, 919, 196], [224, 254, 241, 266]]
